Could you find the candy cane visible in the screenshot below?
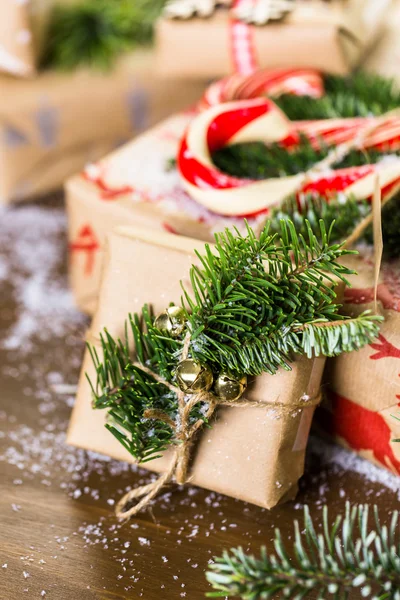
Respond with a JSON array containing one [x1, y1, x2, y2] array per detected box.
[[178, 98, 400, 217], [200, 68, 324, 110]]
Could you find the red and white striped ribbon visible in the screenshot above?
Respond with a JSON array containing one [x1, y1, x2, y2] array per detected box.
[[178, 98, 400, 217], [230, 20, 258, 75]]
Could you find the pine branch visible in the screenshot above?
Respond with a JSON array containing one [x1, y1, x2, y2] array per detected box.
[[296, 315, 383, 358], [87, 308, 178, 462], [270, 190, 400, 260], [185, 220, 382, 376], [88, 220, 382, 463], [41, 0, 166, 70], [212, 134, 400, 180], [275, 71, 400, 120], [87, 307, 206, 463], [206, 502, 400, 599], [270, 193, 371, 242]]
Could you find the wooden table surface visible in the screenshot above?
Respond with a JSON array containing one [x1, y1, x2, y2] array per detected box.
[[0, 196, 399, 600]]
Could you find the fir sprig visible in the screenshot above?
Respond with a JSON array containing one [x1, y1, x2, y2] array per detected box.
[[270, 193, 371, 242], [206, 503, 400, 599], [41, 0, 166, 70], [212, 134, 400, 180], [88, 221, 382, 463], [183, 221, 381, 376], [276, 71, 400, 120], [270, 191, 400, 260], [87, 307, 183, 463]]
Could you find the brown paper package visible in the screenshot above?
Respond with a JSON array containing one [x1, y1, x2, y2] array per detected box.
[[155, 0, 390, 79], [67, 225, 327, 509], [0, 51, 205, 205], [321, 253, 400, 474]]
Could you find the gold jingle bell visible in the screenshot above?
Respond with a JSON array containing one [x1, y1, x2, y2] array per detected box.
[[213, 372, 247, 401], [154, 306, 186, 338], [175, 359, 213, 394]]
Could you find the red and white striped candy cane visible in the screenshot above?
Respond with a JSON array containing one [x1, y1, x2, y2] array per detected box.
[[200, 68, 324, 110], [178, 98, 400, 217]]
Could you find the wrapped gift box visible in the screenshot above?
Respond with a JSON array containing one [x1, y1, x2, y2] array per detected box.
[[67, 225, 326, 509], [322, 252, 400, 474], [0, 50, 205, 205], [156, 0, 391, 79], [66, 110, 266, 314]]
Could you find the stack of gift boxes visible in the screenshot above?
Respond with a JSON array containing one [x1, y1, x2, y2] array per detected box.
[[61, 0, 400, 508]]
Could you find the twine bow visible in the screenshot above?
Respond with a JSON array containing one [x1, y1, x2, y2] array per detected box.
[[115, 332, 321, 520]]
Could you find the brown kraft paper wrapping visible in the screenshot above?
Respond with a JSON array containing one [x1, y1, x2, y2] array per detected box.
[[155, 0, 391, 79], [66, 112, 266, 315], [322, 253, 400, 474], [67, 225, 327, 509], [0, 51, 205, 205]]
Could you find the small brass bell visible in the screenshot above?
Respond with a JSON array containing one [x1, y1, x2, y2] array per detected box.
[[213, 372, 247, 401], [154, 306, 186, 337], [175, 359, 213, 394]]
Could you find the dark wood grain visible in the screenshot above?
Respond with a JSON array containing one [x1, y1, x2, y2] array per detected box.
[[0, 196, 399, 600]]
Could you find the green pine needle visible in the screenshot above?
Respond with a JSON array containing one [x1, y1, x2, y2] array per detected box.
[[41, 0, 166, 70], [206, 502, 400, 599], [88, 220, 382, 463]]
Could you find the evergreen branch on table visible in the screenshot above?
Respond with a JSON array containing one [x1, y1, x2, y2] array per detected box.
[[212, 134, 400, 181], [41, 0, 166, 71], [275, 71, 400, 120], [88, 220, 382, 463], [206, 502, 400, 599]]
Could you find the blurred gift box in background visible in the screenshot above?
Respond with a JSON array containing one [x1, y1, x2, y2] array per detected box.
[[0, 0, 204, 204]]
